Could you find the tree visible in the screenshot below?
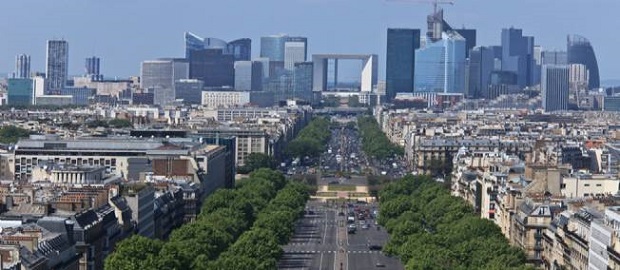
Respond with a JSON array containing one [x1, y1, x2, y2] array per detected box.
[[0, 126, 31, 144], [104, 235, 162, 270], [109, 118, 133, 128], [347, 95, 362, 107], [322, 96, 341, 107], [378, 175, 529, 269], [239, 153, 276, 174]]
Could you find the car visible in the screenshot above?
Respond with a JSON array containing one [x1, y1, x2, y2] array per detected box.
[[369, 244, 382, 251], [362, 224, 369, 230], [375, 262, 386, 268], [338, 212, 345, 216]]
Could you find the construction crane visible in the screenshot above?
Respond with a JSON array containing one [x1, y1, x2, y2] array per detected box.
[[386, 0, 454, 15]]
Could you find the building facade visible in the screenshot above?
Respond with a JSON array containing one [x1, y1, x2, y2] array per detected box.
[[386, 28, 421, 102], [174, 79, 204, 105], [7, 78, 33, 105], [141, 58, 189, 106], [567, 34, 600, 90], [414, 31, 466, 93], [501, 28, 535, 88], [467, 46, 495, 98], [234, 61, 263, 91], [85, 56, 101, 80], [284, 39, 307, 71], [542, 65, 569, 112], [46, 40, 69, 93], [201, 90, 250, 108], [15, 54, 31, 79]]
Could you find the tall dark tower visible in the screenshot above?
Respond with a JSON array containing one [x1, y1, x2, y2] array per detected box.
[[567, 34, 600, 89], [386, 28, 421, 102]]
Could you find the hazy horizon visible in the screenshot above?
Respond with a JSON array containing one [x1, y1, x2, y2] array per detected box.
[[2, 0, 619, 80]]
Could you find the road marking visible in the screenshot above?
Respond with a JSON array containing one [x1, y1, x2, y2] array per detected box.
[[319, 252, 324, 269], [322, 210, 328, 244]]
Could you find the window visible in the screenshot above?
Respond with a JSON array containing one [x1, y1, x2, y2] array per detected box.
[[596, 184, 602, 187], [584, 184, 590, 187]]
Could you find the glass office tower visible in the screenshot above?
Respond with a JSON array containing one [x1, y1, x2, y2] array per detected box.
[[386, 28, 420, 102], [415, 31, 466, 93], [567, 34, 600, 89]]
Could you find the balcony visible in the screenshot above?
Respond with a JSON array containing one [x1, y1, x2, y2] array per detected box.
[[534, 232, 543, 239]]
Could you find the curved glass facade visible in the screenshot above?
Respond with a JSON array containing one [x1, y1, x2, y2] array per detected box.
[[567, 34, 600, 89], [185, 32, 204, 58]]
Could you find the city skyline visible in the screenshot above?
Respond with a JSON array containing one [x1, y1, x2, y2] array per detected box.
[[1, 0, 619, 82]]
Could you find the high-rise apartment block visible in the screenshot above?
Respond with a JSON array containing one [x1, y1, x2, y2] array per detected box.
[[140, 58, 189, 106], [46, 40, 69, 93], [15, 54, 31, 79], [386, 28, 421, 102], [541, 65, 569, 112]]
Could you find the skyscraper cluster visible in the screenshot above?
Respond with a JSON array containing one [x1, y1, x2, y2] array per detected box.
[[139, 32, 314, 106], [384, 7, 601, 112]]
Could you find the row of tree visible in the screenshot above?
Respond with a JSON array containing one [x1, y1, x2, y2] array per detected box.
[[357, 116, 403, 159], [207, 180, 309, 269], [0, 126, 31, 144], [86, 118, 133, 129], [378, 175, 533, 270], [104, 168, 297, 270], [286, 117, 331, 159]]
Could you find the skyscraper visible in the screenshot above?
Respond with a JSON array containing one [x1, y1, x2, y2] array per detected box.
[[541, 50, 568, 65], [260, 34, 288, 62], [15, 54, 31, 79], [188, 49, 234, 87], [7, 78, 34, 105], [227, 38, 252, 61], [46, 40, 69, 93], [567, 34, 600, 90], [541, 65, 569, 112], [386, 28, 421, 102], [501, 28, 535, 88], [284, 41, 307, 71], [453, 29, 476, 58], [184, 32, 242, 88], [467, 46, 495, 98], [261, 34, 307, 76], [184, 32, 251, 61], [414, 31, 466, 93], [293, 62, 314, 101], [174, 79, 204, 105], [85, 56, 101, 80], [141, 58, 189, 106], [234, 61, 263, 91]]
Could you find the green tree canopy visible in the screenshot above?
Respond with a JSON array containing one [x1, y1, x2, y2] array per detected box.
[[378, 175, 529, 269], [104, 235, 163, 270], [0, 126, 31, 144]]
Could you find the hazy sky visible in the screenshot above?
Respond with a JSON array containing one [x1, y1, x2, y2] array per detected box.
[[1, 0, 619, 80]]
